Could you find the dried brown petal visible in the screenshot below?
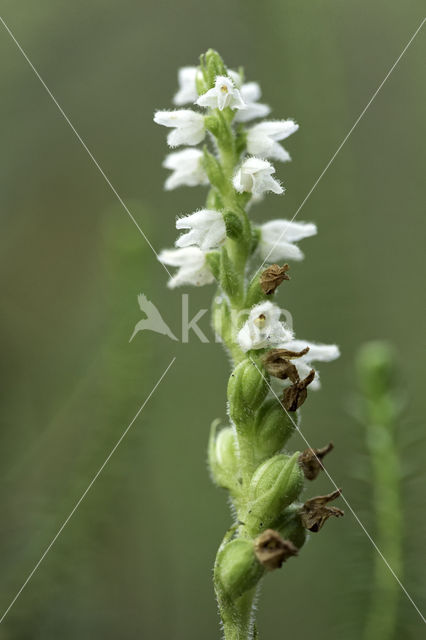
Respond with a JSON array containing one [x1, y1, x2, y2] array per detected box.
[[282, 369, 316, 412], [300, 489, 344, 532], [299, 443, 334, 480], [254, 529, 298, 570], [260, 264, 290, 295], [263, 347, 310, 382]]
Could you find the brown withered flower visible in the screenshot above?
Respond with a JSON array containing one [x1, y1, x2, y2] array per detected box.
[[282, 369, 316, 412], [300, 489, 344, 532], [260, 263, 290, 295], [254, 529, 298, 570], [263, 346, 310, 382], [299, 442, 334, 480]]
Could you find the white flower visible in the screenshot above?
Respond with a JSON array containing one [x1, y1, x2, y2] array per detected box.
[[278, 339, 340, 390], [196, 76, 246, 111], [238, 301, 293, 352], [154, 110, 205, 147], [173, 67, 202, 105], [234, 82, 271, 123], [163, 149, 208, 190], [158, 247, 215, 288], [247, 120, 299, 162], [233, 157, 283, 197], [259, 219, 317, 262], [176, 209, 226, 251]]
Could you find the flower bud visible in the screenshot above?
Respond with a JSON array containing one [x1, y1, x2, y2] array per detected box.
[[208, 422, 239, 491], [216, 538, 263, 599], [227, 359, 269, 424], [253, 399, 295, 462], [275, 504, 307, 549], [200, 49, 228, 89], [244, 453, 304, 535]]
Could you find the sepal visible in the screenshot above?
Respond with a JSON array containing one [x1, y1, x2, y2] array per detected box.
[[202, 147, 226, 191], [216, 538, 263, 600], [220, 246, 241, 302]]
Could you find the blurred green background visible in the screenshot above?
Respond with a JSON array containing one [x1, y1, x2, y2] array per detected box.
[[0, 1, 425, 638]]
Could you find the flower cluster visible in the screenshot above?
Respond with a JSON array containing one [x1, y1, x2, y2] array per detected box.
[[154, 53, 317, 289], [154, 50, 342, 639]]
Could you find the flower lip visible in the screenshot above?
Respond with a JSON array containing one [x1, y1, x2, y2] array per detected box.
[[237, 301, 293, 352], [196, 75, 246, 111]]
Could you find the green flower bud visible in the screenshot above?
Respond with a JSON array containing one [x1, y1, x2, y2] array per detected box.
[[244, 453, 304, 535], [208, 421, 239, 490], [275, 504, 307, 549], [228, 359, 269, 424], [253, 399, 296, 462], [223, 211, 243, 240], [216, 538, 263, 600], [201, 49, 228, 89]]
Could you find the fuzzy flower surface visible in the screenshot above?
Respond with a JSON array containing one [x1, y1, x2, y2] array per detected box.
[[233, 157, 283, 197], [238, 301, 293, 352], [176, 209, 226, 250], [196, 76, 246, 111], [163, 149, 208, 190], [247, 120, 299, 161], [158, 247, 214, 288], [259, 219, 317, 262], [154, 110, 205, 147]]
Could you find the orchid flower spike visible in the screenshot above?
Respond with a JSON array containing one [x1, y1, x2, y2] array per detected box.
[[163, 149, 208, 190], [154, 110, 206, 147], [175, 210, 226, 251], [233, 157, 283, 197], [196, 76, 246, 111], [259, 219, 317, 262], [238, 301, 293, 352], [247, 120, 299, 162], [158, 247, 214, 288]]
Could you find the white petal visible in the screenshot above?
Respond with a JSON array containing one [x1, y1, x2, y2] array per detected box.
[[251, 120, 299, 141], [285, 340, 341, 363], [261, 219, 317, 243], [234, 102, 271, 123], [173, 67, 199, 105], [240, 82, 262, 103], [259, 239, 304, 262]]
